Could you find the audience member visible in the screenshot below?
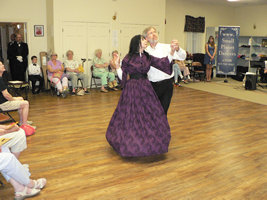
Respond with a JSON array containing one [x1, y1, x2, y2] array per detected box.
[[110, 50, 120, 75], [0, 146, 46, 200], [64, 50, 89, 95], [0, 61, 35, 128], [28, 56, 44, 94], [92, 49, 118, 93], [0, 123, 26, 159], [47, 53, 68, 98], [175, 60, 191, 83]]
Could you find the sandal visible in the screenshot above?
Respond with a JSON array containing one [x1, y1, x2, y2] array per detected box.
[[14, 187, 40, 200], [101, 89, 108, 93], [33, 178, 47, 189]]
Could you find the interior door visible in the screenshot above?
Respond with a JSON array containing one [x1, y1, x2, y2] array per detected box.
[[62, 22, 87, 65], [87, 23, 110, 84]]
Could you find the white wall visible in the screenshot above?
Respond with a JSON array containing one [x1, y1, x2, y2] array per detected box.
[[0, 0, 47, 62], [233, 5, 267, 37], [52, 0, 166, 59], [165, 0, 236, 53]]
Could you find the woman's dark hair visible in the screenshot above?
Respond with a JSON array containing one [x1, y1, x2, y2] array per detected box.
[[208, 36, 215, 47], [128, 34, 150, 60]]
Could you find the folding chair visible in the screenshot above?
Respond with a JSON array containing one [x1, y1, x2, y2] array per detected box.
[[0, 108, 17, 123], [46, 70, 58, 96], [90, 66, 102, 88]]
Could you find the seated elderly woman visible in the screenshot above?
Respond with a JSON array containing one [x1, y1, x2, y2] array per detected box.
[[47, 53, 68, 98], [173, 60, 191, 86], [0, 60, 35, 128], [63, 50, 90, 96], [0, 123, 27, 159], [0, 146, 46, 200], [109, 50, 120, 75], [93, 49, 118, 93]]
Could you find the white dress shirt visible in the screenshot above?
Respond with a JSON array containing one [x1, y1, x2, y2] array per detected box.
[[116, 42, 186, 82], [28, 63, 41, 75], [146, 43, 186, 82]]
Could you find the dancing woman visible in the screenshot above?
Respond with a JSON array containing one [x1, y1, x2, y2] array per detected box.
[[106, 35, 176, 157]]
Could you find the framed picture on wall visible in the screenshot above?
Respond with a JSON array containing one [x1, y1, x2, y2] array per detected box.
[[34, 25, 44, 37]]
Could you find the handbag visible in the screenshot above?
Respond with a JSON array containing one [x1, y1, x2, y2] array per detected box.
[[76, 88, 85, 96], [20, 125, 35, 137]]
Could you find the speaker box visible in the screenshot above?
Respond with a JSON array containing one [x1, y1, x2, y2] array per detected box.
[[245, 74, 257, 90]]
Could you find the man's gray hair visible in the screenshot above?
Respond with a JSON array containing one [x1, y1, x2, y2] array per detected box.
[[142, 26, 157, 38]]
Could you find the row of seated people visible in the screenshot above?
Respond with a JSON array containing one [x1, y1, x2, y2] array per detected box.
[[30, 49, 119, 97]]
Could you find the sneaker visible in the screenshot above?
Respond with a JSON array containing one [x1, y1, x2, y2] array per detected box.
[[84, 90, 90, 94], [71, 91, 76, 96], [27, 121, 33, 125], [174, 82, 182, 87]]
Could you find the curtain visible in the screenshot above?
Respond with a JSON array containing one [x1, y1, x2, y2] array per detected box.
[[184, 15, 205, 33], [186, 32, 204, 54]]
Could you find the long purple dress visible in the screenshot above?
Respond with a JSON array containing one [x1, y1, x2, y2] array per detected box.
[[106, 53, 172, 157]]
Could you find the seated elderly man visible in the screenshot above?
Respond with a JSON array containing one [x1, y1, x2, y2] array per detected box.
[[0, 146, 46, 200], [0, 123, 26, 159], [93, 49, 118, 93], [63, 50, 90, 95], [0, 60, 35, 128]]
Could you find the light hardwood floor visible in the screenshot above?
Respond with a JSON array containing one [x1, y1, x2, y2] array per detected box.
[[0, 87, 266, 200]]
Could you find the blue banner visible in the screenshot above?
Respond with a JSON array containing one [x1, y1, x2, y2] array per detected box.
[[216, 26, 240, 75]]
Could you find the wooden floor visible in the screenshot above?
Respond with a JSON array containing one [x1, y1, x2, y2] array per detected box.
[[0, 87, 266, 200]]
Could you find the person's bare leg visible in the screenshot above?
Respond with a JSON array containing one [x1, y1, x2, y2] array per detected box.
[[9, 178, 33, 194], [206, 65, 209, 81], [19, 101, 29, 125]]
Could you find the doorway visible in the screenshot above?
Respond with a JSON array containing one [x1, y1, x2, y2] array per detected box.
[[0, 22, 27, 72]]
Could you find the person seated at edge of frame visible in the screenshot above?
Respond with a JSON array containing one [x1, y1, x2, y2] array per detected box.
[[0, 123, 27, 160], [0, 146, 46, 200], [92, 49, 118, 93], [0, 60, 35, 128], [259, 60, 267, 83], [47, 53, 68, 98], [28, 56, 44, 94], [63, 50, 90, 96]]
